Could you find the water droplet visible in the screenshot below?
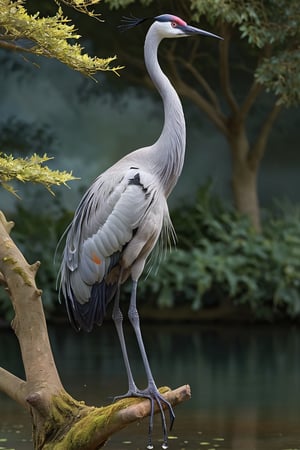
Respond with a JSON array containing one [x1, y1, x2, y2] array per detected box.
[[162, 443, 168, 449], [147, 445, 154, 450]]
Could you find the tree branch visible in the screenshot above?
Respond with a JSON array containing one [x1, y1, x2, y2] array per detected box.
[[165, 50, 228, 136], [240, 81, 264, 120], [0, 367, 27, 408], [0, 39, 39, 55], [249, 103, 282, 169], [240, 43, 274, 121], [103, 385, 191, 443], [0, 271, 6, 286], [179, 82, 228, 136], [219, 25, 239, 113], [42, 385, 191, 450], [0, 211, 63, 409], [176, 56, 223, 113]]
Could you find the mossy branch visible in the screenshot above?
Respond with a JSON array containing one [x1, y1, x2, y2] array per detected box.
[[0, 152, 77, 196], [41, 386, 191, 450]]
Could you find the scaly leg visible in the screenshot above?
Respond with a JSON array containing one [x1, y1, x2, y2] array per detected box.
[[112, 282, 139, 395], [112, 279, 175, 449], [128, 280, 175, 449]]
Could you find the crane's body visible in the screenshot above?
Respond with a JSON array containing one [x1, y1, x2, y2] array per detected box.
[[61, 25, 185, 331], [62, 159, 174, 330], [59, 14, 221, 449]]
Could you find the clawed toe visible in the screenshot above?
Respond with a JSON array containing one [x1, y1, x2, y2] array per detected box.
[[113, 390, 152, 403], [140, 387, 175, 428], [114, 385, 175, 449]]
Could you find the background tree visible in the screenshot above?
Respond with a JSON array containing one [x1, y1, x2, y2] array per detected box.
[[0, 1, 190, 448], [104, 0, 300, 231]]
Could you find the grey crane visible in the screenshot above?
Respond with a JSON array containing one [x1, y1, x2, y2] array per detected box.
[[59, 13, 221, 449]]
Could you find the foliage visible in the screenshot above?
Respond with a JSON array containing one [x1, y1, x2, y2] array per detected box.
[[0, 1, 124, 201], [106, 0, 300, 107], [190, 0, 300, 107], [1, 186, 299, 322], [141, 185, 300, 320], [255, 51, 300, 106], [0, 0, 122, 77], [58, 0, 103, 19], [0, 152, 77, 195]]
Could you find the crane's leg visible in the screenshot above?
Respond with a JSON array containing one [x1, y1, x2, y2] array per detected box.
[[127, 280, 175, 449], [112, 279, 175, 449], [112, 282, 139, 395]]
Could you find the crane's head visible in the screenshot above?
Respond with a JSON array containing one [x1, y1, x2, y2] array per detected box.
[[119, 13, 222, 41]]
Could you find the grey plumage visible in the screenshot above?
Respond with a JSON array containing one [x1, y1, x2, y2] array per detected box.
[[60, 162, 172, 330], [59, 13, 221, 448]]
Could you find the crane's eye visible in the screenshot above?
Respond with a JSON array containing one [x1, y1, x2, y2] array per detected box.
[[171, 21, 177, 28]]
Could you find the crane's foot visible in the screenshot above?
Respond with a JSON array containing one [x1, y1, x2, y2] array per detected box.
[[114, 384, 175, 449]]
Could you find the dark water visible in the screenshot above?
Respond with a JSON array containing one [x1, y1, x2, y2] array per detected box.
[[1, 323, 300, 450]]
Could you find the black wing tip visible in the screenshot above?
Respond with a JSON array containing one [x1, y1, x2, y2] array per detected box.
[[118, 14, 151, 32], [63, 280, 118, 333]]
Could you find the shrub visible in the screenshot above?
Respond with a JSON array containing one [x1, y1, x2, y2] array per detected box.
[[0, 184, 299, 322], [140, 185, 300, 320]]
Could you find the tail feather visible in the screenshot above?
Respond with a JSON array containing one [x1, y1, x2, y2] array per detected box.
[[61, 252, 121, 332], [65, 281, 117, 332]]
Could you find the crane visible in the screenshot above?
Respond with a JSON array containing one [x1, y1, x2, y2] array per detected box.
[[59, 14, 221, 449]]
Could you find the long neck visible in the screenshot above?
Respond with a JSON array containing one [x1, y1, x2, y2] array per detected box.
[[144, 26, 186, 196]]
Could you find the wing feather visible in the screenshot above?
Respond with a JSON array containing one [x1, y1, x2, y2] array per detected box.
[[59, 166, 160, 331]]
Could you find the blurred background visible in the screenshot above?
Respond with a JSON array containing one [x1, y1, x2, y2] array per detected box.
[[0, 1, 300, 449]]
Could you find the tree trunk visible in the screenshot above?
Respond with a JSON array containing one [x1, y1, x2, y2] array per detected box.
[[228, 125, 261, 232], [0, 211, 191, 449], [231, 156, 261, 231]]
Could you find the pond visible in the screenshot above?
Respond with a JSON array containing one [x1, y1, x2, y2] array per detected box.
[[1, 323, 300, 449]]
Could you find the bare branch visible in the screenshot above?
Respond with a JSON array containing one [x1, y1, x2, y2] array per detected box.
[[178, 81, 228, 136], [240, 81, 264, 120], [0, 271, 7, 286], [190, 39, 201, 65], [177, 56, 222, 113], [164, 49, 227, 136], [0, 211, 63, 408], [219, 25, 239, 113], [116, 47, 145, 74], [249, 103, 282, 169], [0, 367, 27, 408]]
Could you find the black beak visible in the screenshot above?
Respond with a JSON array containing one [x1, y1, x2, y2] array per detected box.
[[180, 24, 223, 40]]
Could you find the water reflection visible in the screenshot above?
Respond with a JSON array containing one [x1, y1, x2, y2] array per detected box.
[[1, 323, 300, 449]]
